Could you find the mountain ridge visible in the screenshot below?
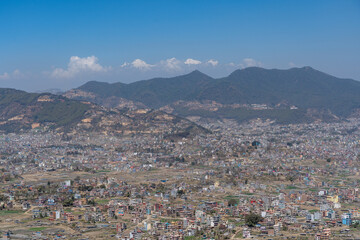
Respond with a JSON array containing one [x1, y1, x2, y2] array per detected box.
[[64, 67, 360, 123]]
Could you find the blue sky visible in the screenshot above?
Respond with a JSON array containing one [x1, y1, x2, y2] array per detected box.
[[0, 0, 359, 91]]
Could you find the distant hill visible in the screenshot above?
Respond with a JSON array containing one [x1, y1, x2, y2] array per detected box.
[[0, 88, 90, 132], [0, 88, 209, 136], [71, 70, 213, 108], [65, 67, 360, 123]]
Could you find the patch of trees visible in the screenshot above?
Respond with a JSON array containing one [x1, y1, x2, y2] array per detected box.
[[78, 185, 93, 191], [245, 212, 263, 227], [228, 198, 239, 207], [63, 197, 74, 207]]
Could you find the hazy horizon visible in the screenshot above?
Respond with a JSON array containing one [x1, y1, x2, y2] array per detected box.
[[1, 0, 359, 91], [2, 65, 360, 93]]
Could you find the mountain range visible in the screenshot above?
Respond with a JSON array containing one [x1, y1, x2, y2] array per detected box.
[[0, 66, 358, 134], [64, 67, 360, 123], [0, 88, 208, 136]]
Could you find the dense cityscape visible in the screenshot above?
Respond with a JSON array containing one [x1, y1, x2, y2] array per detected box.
[[1, 117, 359, 239]]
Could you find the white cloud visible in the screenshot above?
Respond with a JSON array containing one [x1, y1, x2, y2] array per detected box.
[[289, 62, 297, 67], [12, 69, 25, 79], [51, 56, 109, 78], [240, 58, 262, 68], [0, 72, 10, 80], [161, 57, 182, 71], [47, 56, 228, 80], [0, 70, 24, 80], [184, 58, 202, 65], [226, 58, 263, 69], [120, 62, 130, 68], [207, 59, 219, 66], [131, 59, 154, 70]]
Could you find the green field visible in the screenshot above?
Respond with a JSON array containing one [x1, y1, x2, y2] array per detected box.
[[0, 210, 24, 216], [29, 227, 47, 231], [95, 199, 110, 204]]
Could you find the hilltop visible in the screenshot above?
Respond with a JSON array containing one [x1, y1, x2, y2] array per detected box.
[[0, 88, 209, 136], [0, 88, 89, 132]]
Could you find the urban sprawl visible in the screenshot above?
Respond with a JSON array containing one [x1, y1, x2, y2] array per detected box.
[[1, 118, 360, 240]]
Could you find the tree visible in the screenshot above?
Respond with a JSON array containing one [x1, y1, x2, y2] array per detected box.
[[63, 198, 74, 207], [177, 189, 185, 196], [228, 198, 239, 207], [286, 175, 295, 184], [37, 185, 45, 193], [245, 212, 262, 227], [87, 199, 96, 206], [0, 194, 9, 202]]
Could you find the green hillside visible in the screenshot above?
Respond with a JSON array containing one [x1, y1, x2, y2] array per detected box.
[[72, 67, 360, 122], [0, 88, 90, 131]]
